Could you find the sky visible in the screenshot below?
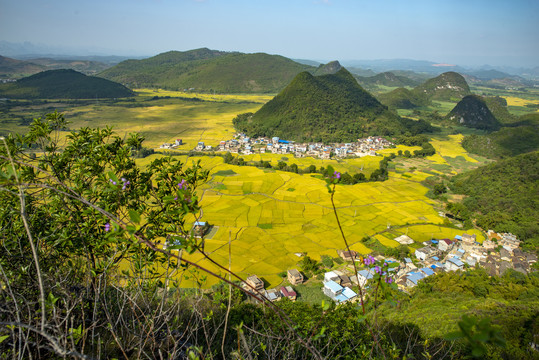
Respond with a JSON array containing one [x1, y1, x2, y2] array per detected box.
[[1, 0, 538, 67]]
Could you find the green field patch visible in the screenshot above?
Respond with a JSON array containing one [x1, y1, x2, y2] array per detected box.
[[257, 223, 273, 229], [213, 169, 237, 176]]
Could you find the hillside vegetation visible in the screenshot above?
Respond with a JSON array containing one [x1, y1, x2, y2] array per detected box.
[[233, 68, 435, 142], [0, 69, 135, 99], [356, 71, 418, 88], [412, 71, 471, 101], [462, 113, 539, 159], [98, 48, 315, 93], [450, 151, 539, 252], [377, 87, 429, 109], [376, 71, 471, 110]]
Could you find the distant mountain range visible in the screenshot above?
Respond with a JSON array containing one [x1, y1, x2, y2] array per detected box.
[[0, 69, 134, 99], [233, 68, 434, 142], [0, 55, 119, 79]]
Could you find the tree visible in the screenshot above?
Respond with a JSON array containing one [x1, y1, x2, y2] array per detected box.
[[0, 113, 210, 358]]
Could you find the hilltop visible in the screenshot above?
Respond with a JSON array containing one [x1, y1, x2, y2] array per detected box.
[[375, 71, 471, 110], [0, 69, 135, 99], [98, 48, 315, 93], [312, 60, 342, 75], [412, 71, 471, 101], [356, 71, 418, 88], [446, 95, 500, 130], [377, 87, 429, 109], [233, 68, 433, 142]]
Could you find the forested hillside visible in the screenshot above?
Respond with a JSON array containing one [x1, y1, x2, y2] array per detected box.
[[98, 48, 315, 93], [0, 69, 135, 99], [450, 151, 539, 252], [234, 68, 434, 142]]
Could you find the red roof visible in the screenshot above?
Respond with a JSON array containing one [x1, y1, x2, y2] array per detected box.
[[280, 286, 297, 298]]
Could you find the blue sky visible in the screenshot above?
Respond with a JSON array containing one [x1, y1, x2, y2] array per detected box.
[[1, 0, 538, 67]]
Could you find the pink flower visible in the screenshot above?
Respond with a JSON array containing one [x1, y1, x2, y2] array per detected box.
[[333, 171, 341, 179], [104, 223, 111, 232], [178, 179, 187, 189]]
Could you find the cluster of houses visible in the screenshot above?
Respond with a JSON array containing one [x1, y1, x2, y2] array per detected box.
[[241, 230, 537, 305], [187, 134, 393, 159], [159, 138, 183, 149], [241, 269, 304, 302], [394, 231, 537, 290]]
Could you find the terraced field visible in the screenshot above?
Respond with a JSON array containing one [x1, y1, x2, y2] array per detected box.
[[139, 152, 482, 288]]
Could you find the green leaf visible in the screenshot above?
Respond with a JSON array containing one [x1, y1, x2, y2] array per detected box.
[[108, 172, 119, 183], [128, 209, 141, 224], [0, 335, 8, 344]]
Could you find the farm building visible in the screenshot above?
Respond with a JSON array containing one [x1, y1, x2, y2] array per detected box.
[[245, 275, 264, 293], [280, 286, 297, 301], [192, 221, 210, 237], [287, 269, 304, 285], [338, 250, 359, 261]]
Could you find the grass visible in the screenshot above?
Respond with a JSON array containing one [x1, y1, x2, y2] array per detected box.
[[294, 283, 328, 305]]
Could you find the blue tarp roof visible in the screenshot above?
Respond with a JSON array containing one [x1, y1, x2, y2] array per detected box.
[[357, 270, 374, 280], [335, 294, 348, 303], [432, 256, 439, 261], [431, 240, 439, 244], [342, 287, 357, 299], [420, 268, 435, 276], [324, 280, 343, 293], [455, 235, 462, 240], [194, 221, 206, 226], [404, 257, 412, 263], [448, 257, 464, 267], [278, 140, 290, 144], [407, 272, 425, 284]]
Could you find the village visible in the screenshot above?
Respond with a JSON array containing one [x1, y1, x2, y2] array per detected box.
[[238, 230, 537, 304], [160, 134, 393, 159]]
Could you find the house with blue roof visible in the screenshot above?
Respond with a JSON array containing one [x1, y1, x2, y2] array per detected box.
[[322, 280, 343, 301], [420, 267, 435, 277], [445, 257, 465, 271], [356, 269, 374, 287], [406, 272, 425, 287], [341, 287, 357, 300]]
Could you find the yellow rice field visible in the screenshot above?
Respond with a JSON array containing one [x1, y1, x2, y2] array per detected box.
[[503, 96, 539, 110]]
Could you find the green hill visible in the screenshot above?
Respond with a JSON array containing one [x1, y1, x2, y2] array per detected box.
[[450, 151, 539, 252], [377, 87, 429, 109], [98, 48, 315, 93], [356, 71, 418, 88], [412, 71, 470, 101], [233, 68, 434, 142], [446, 95, 500, 130], [462, 113, 539, 159], [0, 69, 135, 99]]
